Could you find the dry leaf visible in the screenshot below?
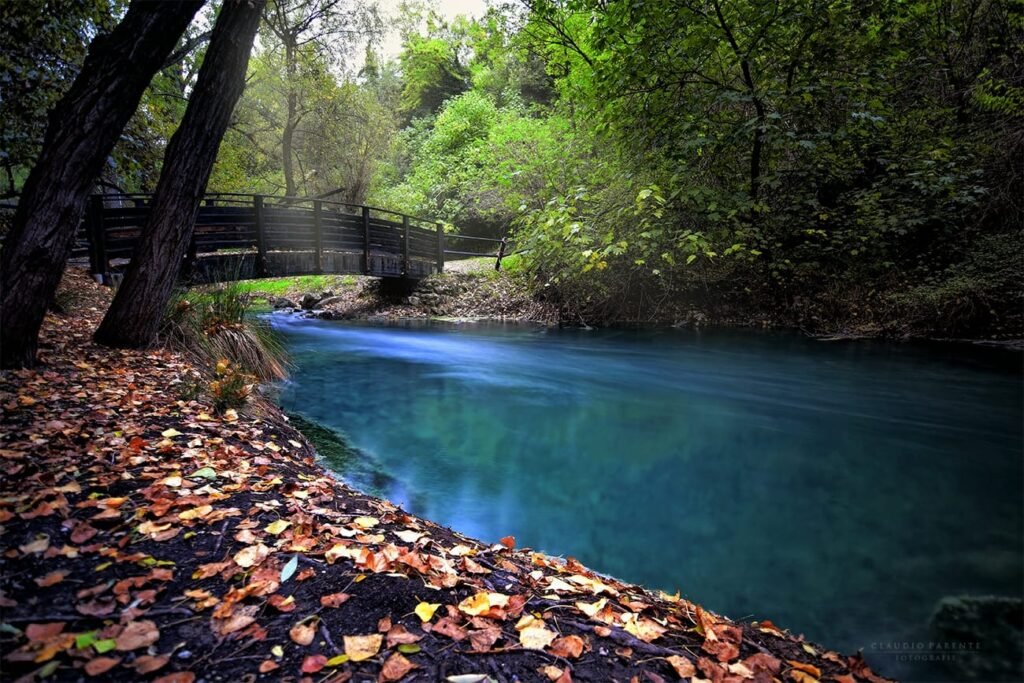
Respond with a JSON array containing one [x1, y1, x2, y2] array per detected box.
[[289, 621, 317, 646], [115, 620, 159, 650], [414, 601, 441, 622], [550, 635, 585, 659], [233, 543, 270, 568], [35, 570, 68, 587], [432, 617, 468, 641], [344, 633, 383, 662], [133, 654, 170, 674], [519, 625, 557, 650], [666, 655, 696, 678], [85, 656, 121, 675], [320, 592, 351, 608], [468, 627, 501, 653], [302, 655, 328, 673], [379, 652, 417, 682]]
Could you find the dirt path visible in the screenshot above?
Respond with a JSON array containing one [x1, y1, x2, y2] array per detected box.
[[0, 269, 891, 682]]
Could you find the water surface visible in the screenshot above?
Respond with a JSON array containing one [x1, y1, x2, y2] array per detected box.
[[272, 317, 1023, 680]]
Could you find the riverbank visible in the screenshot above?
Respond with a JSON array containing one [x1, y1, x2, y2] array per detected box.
[[0, 268, 894, 682], [246, 260, 1023, 345]]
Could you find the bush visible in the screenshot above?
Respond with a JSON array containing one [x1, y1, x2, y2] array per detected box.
[[162, 281, 288, 412]]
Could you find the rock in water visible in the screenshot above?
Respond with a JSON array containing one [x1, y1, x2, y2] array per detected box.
[[272, 297, 297, 309], [930, 595, 1023, 682], [300, 292, 320, 310]]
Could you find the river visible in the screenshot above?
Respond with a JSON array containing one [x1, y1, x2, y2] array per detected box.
[[270, 316, 1023, 681]]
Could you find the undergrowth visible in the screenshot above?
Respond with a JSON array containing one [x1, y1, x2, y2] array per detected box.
[[162, 280, 288, 411]]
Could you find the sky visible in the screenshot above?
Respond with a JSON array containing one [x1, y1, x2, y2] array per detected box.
[[375, 0, 491, 61]]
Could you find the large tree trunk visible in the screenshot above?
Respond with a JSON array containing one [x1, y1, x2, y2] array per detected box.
[[0, 0, 203, 369], [94, 0, 265, 349]]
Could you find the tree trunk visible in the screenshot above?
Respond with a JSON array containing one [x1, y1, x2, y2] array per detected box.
[[282, 38, 298, 197], [94, 0, 265, 349], [0, 0, 203, 369]]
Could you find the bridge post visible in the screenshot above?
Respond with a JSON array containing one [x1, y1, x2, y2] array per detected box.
[[254, 194, 268, 277], [313, 199, 323, 274], [495, 237, 507, 271], [362, 206, 371, 274], [436, 222, 444, 273], [402, 216, 410, 276], [86, 195, 108, 283]]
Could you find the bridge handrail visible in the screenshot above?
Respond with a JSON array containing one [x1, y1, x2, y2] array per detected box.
[[93, 192, 445, 229]]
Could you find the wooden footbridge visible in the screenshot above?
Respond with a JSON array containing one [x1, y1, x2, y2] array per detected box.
[[74, 193, 508, 284]]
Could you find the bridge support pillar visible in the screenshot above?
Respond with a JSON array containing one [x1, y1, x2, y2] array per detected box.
[[378, 276, 418, 299]]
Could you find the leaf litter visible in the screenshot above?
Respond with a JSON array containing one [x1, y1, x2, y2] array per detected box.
[[0, 269, 895, 682]]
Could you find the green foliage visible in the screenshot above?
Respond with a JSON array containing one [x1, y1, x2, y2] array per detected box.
[[0, 0, 122, 194]]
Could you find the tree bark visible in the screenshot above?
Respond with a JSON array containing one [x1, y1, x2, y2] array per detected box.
[[94, 0, 265, 349], [0, 0, 203, 369]]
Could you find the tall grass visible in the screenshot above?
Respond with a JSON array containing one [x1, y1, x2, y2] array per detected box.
[[163, 280, 288, 384]]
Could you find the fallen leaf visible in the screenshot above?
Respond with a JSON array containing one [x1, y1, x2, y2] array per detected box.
[[302, 654, 328, 673], [520, 625, 557, 650], [20, 536, 50, 554], [666, 655, 696, 678], [499, 535, 515, 549], [353, 516, 379, 528], [622, 613, 667, 643], [268, 594, 296, 612], [542, 665, 564, 681], [265, 519, 291, 535], [743, 653, 782, 675], [280, 554, 299, 582], [85, 656, 121, 675], [35, 570, 68, 587], [432, 617, 468, 641], [386, 624, 423, 648], [468, 627, 501, 653], [787, 671, 820, 683], [320, 592, 351, 608], [394, 529, 425, 544], [133, 654, 170, 674], [153, 673, 196, 683], [26, 623, 64, 641], [344, 633, 383, 662], [458, 591, 509, 617], [787, 660, 822, 678], [575, 598, 607, 617], [259, 660, 280, 673], [379, 652, 417, 682], [550, 635, 585, 659], [115, 620, 159, 650], [233, 543, 270, 568], [289, 620, 317, 646], [160, 428, 182, 438], [414, 601, 441, 622]]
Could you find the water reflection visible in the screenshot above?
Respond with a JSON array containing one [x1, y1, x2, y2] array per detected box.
[[273, 317, 1023, 681]]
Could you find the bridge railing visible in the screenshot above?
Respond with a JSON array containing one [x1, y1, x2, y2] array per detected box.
[[86, 192, 453, 281], [2, 192, 514, 279]]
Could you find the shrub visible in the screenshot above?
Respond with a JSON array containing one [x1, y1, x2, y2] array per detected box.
[[162, 281, 288, 413]]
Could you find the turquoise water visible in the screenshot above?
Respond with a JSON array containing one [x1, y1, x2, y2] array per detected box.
[[272, 317, 1023, 680]]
